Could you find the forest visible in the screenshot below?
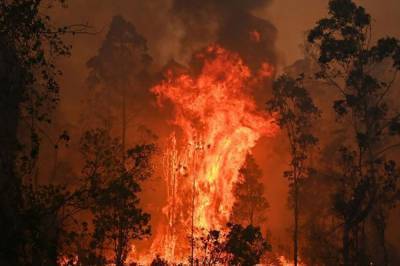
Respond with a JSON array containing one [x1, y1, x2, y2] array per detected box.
[[0, 0, 400, 265]]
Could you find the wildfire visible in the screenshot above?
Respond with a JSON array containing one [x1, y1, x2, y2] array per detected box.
[[249, 30, 262, 43], [145, 44, 276, 262]]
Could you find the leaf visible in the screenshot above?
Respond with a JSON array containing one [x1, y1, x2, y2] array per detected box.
[[333, 100, 348, 116]]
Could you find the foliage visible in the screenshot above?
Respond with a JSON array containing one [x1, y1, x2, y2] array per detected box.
[[2, 1, 400, 265], [150, 255, 169, 266], [0, 1, 88, 265], [0, 0, 87, 166], [231, 154, 269, 226], [308, 0, 400, 264], [192, 224, 270, 266], [267, 74, 320, 266], [224, 223, 271, 266], [86, 15, 151, 88], [20, 184, 73, 265], [267, 74, 319, 195], [79, 129, 154, 266], [0, 0, 72, 118], [84, 15, 153, 131], [298, 168, 342, 266], [267, 74, 319, 180], [196, 229, 228, 265]]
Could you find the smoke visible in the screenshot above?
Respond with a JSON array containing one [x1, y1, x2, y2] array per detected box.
[[45, 1, 282, 254], [31, 1, 400, 261], [171, 0, 277, 71]]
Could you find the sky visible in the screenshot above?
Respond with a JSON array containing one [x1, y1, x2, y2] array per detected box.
[[264, 0, 400, 68]]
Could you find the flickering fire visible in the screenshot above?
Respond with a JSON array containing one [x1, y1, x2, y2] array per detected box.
[[143, 44, 276, 262], [249, 30, 262, 42], [277, 256, 305, 266]]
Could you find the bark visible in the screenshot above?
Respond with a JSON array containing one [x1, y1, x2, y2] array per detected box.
[[343, 224, 350, 266], [0, 37, 24, 266], [294, 180, 299, 266], [375, 210, 389, 266], [122, 85, 126, 163]]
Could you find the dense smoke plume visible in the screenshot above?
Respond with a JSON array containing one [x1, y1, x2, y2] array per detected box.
[[171, 0, 277, 72]]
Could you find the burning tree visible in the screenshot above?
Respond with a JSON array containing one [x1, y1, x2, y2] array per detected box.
[[194, 229, 227, 265], [150, 44, 276, 261], [231, 154, 269, 226]]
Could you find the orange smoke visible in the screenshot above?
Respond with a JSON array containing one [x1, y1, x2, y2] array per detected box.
[[148, 44, 276, 262]]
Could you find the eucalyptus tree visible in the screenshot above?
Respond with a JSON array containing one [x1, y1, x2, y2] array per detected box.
[[231, 154, 269, 226], [267, 74, 320, 266], [79, 129, 153, 266], [0, 1, 88, 264], [308, 0, 400, 264], [86, 15, 152, 159]]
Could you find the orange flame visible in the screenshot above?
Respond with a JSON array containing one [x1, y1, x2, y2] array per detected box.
[[148, 44, 276, 262]]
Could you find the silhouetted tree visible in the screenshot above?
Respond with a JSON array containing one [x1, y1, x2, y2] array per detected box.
[[224, 223, 271, 266], [79, 129, 153, 266], [151, 255, 169, 266], [17, 131, 91, 266], [0, 1, 89, 264], [299, 168, 342, 266], [267, 74, 320, 266], [85, 15, 152, 158], [308, 0, 400, 264], [191, 224, 270, 266], [231, 154, 269, 226]]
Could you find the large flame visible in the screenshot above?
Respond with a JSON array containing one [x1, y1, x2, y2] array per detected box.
[[147, 44, 276, 262]]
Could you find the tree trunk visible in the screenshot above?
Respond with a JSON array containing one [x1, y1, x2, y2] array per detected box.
[[375, 210, 389, 266], [115, 233, 124, 266], [122, 85, 126, 163], [294, 179, 299, 266], [0, 38, 24, 266], [382, 237, 389, 266], [343, 224, 350, 266], [249, 206, 254, 226]]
